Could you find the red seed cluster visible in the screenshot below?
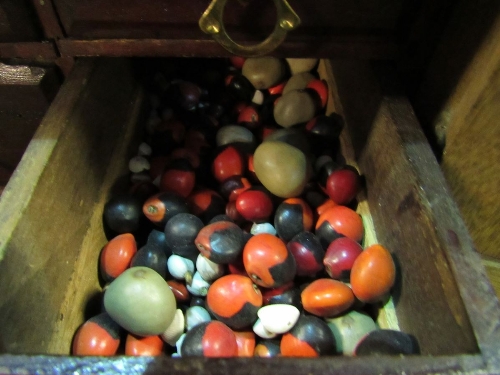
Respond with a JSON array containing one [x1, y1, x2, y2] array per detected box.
[[72, 57, 409, 358]]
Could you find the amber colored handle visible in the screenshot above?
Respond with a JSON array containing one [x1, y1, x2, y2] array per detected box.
[[199, 0, 300, 57]]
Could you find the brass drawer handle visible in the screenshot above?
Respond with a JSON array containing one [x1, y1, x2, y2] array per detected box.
[[199, 0, 300, 57]]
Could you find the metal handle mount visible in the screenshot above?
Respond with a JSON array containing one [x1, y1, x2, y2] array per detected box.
[[199, 0, 300, 57]]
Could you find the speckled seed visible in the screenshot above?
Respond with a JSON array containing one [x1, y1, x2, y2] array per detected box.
[[274, 90, 317, 128], [326, 310, 378, 355], [286, 58, 319, 75], [257, 304, 300, 334], [242, 57, 285, 89], [161, 309, 185, 346], [216, 125, 255, 147], [253, 141, 310, 198], [282, 72, 315, 95]]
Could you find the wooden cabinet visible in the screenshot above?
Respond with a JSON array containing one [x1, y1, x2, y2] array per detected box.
[[0, 1, 499, 374]]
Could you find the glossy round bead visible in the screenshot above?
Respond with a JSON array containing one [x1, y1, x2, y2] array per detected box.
[[219, 175, 251, 202], [99, 233, 137, 283], [125, 334, 164, 356], [103, 194, 143, 234], [274, 198, 314, 242], [237, 105, 261, 129], [167, 280, 190, 303], [142, 192, 189, 227], [355, 329, 419, 355], [181, 321, 238, 357], [280, 315, 335, 357], [195, 221, 245, 264], [324, 237, 363, 280], [188, 189, 226, 224], [72, 313, 121, 356], [325, 167, 361, 205], [159, 158, 196, 198], [301, 278, 355, 317], [206, 274, 262, 330], [130, 244, 169, 280], [350, 244, 396, 303], [326, 310, 378, 355], [235, 189, 274, 223], [212, 145, 246, 183], [315, 206, 364, 249], [306, 79, 329, 108], [234, 331, 256, 357], [262, 283, 302, 311], [254, 339, 281, 357], [286, 231, 325, 277], [164, 213, 203, 258], [243, 233, 296, 288]]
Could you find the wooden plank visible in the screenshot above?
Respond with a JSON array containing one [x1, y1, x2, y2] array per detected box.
[[0, 0, 44, 42], [52, 0, 402, 40], [483, 257, 500, 300], [414, 0, 500, 150], [0, 62, 60, 186], [0, 42, 57, 59], [31, 0, 65, 39], [0, 58, 140, 354], [327, 59, 500, 366], [57, 38, 399, 59], [0, 353, 490, 375], [412, 0, 500, 260]]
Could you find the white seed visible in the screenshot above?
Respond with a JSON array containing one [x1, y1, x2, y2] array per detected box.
[[253, 318, 278, 339], [161, 309, 185, 346], [138, 142, 152, 156], [252, 90, 264, 105], [175, 333, 186, 357], [186, 271, 211, 296], [196, 254, 225, 282], [216, 125, 255, 147], [185, 306, 212, 331], [129, 156, 150, 173], [167, 255, 195, 283], [258, 304, 300, 334], [250, 222, 277, 236]]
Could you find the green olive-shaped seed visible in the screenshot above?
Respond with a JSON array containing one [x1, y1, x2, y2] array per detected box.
[[274, 90, 316, 128], [253, 141, 310, 198], [286, 58, 319, 75], [242, 57, 285, 90], [282, 72, 315, 95], [104, 266, 176, 336]]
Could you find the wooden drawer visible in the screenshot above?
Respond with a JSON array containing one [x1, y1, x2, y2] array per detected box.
[[51, 0, 415, 58], [0, 58, 499, 374]]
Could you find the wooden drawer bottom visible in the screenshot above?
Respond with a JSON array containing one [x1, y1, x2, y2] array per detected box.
[[0, 58, 498, 374]]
